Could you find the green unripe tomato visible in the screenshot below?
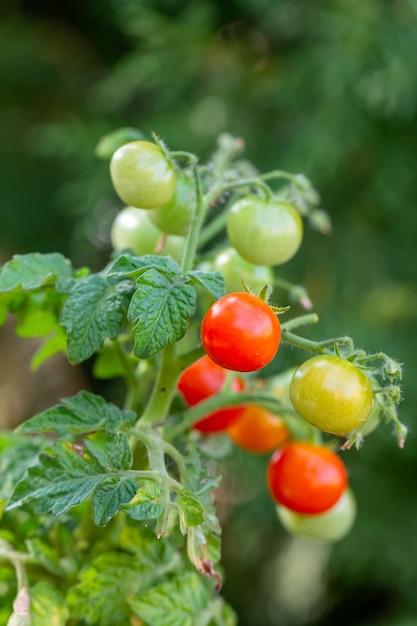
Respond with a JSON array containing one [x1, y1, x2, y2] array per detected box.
[[289, 355, 374, 435], [226, 195, 303, 266], [147, 173, 196, 235], [213, 247, 274, 293], [110, 207, 184, 264], [110, 141, 176, 209], [277, 488, 356, 542]]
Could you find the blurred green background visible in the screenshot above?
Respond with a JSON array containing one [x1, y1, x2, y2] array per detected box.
[[1, 1, 417, 624]]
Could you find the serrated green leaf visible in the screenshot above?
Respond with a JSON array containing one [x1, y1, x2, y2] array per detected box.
[[186, 270, 225, 300], [121, 481, 163, 521], [128, 268, 196, 358], [6, 438, 135, 519], [0, 253, 73, 292], [66, 552, 154, 626], [0, 435, 45, 504], [107, 253, 180, 281], [129, 572, 212, 626], [25, 539, 65, 576], [60, 274, 133, 364], [179, 494, 205, 527], [30, 582, 69, 626], [16, 390, 136, 436], [84, 432, 133, 471], [7, 445, 104, 515], [92, 477, 137, 526]]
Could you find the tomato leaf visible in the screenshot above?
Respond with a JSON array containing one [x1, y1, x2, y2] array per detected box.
[[30, 582, 69, 626], [92, 477, 137, 526], [0, 253, 73, 292], [6, 434, 135, 520], [186, 269, 225, 300], [107, 253, 180, 281], [16, 390, 136, 436], [129, 572, 219, 626], [121, 481, 163, 521], [60, 275, 133, 364], [67, 552, 154, 626], [128, 268, 196, 359]]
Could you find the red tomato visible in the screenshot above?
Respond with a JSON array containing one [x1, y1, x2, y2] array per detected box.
[[177, 355, 246, 433], [200, 292, 281, 372], [267, 441, 348, 514], [228, 405, 291, 454]]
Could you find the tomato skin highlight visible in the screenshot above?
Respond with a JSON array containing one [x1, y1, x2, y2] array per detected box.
[[228, 405, 290, 453], [201, 292, 281, 372], [110, 141, 176, 209], [267, 441, 348, 514], [177, 355, 246, 433], [277, 488, 356, 542], [289, 355, 374, 435]]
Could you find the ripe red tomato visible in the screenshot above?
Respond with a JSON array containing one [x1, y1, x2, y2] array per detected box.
[[177, 355, 246, 433], [267, 441, 348, 514], [201, 292, 281, 372], [289, 355, 374, 435], [228, 405, 291, 453]]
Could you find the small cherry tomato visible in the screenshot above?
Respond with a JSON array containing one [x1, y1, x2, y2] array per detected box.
[[267, 441, 348, 514], [228, 405, 290, 453], [147, 173, 195, 235], [177, 355, 246, 433], [226, 195, 303, 266], [201, 292, 281, 372], [289, 355, 374, 435], [110, 141, 176, 209], [110, 207, 184, 264], [277, 488, 356, 542], [213, 247, 274, 294]]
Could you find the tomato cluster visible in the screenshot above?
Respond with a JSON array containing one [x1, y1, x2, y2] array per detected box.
[[107, 138, 381, 545]]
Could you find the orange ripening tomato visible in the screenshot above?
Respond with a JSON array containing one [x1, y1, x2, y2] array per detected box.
[[177, 355, 246, 433], [228, 405, 290, 453]]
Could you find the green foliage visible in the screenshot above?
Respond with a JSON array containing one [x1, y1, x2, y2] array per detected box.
[[1, 1, 417, 624]]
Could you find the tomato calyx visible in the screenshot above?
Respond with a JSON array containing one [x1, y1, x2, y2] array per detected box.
[[241, 280, 290, 316]]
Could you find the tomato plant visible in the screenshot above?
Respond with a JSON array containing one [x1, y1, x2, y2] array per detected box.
[[267, 441, 348, 514], [177, 355, 246, 433], [0, 131, 406, 626], [201, 292, 281, 372], [289, 354, 374, 435], [228, 405, 290, 453], [148, 172, 196, 235], [110, 140, 176, 209], [276, 488, 356, 542], [226, 196, 303, 266]]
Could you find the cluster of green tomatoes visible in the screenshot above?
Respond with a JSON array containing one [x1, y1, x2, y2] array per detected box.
[[108, 137, 385, 544]]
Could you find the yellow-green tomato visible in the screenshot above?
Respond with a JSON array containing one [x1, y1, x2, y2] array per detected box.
[[277, 488, 356, 542], [213, 247, 274, 293], [289, 355, 374, 435], [110, 141, 176, 209], [226, 195, 303, 266], [110, 207, 184, 264], [147, 173, 195, 235]]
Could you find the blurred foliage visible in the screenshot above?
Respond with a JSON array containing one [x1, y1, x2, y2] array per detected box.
[[1, 0, 417, 625]]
